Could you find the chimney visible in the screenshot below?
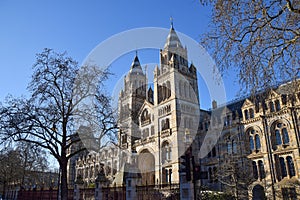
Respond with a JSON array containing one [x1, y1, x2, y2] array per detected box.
[[212, 100, 217, 109]]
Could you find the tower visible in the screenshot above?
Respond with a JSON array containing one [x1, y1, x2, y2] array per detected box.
[[118, 54, 147, 158], [117, 23, 200, 185], [154, 24, 200, 184]]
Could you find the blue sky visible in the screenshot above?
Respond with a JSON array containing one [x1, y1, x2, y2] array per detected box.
[[0, 0, 240, 109]]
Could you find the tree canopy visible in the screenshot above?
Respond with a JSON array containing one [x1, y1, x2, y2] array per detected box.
[[201, 0, 300, 93], [0, 48, 117, 200]]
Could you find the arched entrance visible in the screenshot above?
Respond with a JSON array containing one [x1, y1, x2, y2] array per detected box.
[[138, 149, 155, 185], [252, 184, 266, 200]]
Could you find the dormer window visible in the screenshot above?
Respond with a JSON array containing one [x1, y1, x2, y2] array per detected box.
[[249, 108, 254, 118], [244, 110, 249, 120], [275, 100, 281, 111]]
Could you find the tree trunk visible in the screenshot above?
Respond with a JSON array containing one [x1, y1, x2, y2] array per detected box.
[[60, 157, 68, 200]]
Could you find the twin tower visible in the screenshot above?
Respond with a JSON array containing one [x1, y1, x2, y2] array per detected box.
[[118, 25, 200, 185]]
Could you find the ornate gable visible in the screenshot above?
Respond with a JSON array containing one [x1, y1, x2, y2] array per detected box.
[[241, 98, 254, 109]]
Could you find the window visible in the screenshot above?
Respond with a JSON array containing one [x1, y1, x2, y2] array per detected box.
[[255, 102, 260, 113], [162, 142, 171, 162], [166, 81, 171, 98], [250, 136, 255, 152], [249, 108, 254, 118], [248, 129, 261, 152], [255, 135, 261, 150], [282, 95, 287, 105], [252, 161, 258, 179], [272, 122, 290, 149], [275, 100, 281, 111], [275, 130, 282, 145], [280, 157, 287, 178], [121, 134, 127, 144], [258, 160, 265, 179], [269, 102, 275, 112], [244, 110, 249, 120], [282, 128, 290, 144], [161, 118, 170, 131], [287, 156, 295, 177]]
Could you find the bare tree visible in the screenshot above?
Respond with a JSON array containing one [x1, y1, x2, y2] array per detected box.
[[0, 143, 49, 198], [0, 48, 117, 200], [16, 142, 49, 186], [0, 148, 23, 198], [200, 0, 300, 93], [214, 156, 254, 199]]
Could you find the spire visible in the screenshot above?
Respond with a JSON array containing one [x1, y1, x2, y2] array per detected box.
[[170, 16, 174, 30], [164, 22, 183, 49], [129, 53, 143, 74]]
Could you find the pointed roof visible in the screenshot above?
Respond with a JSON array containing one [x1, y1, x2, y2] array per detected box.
[[164, 26, 183, 49], [129, 55, 143, 74]]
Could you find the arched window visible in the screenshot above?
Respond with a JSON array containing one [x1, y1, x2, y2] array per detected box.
[[255, 135, 261, 150], [162, 142, 171, 163], [287, 156, 295, 177], [272, 122, 289, 149], [250, 136, 254, 152], [282, 128, 289, 144], [279, 157, 287, 178], [252, 161, 258, 179], [258, 160, 265, 179], [275, 130, 282, 145]]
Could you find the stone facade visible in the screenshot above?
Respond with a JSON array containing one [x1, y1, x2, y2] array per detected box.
[[118, 25, 200, 186], [69, 24, 300, 199], [199, 83, 300, 199]]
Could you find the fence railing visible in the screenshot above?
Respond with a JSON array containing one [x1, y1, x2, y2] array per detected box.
[[17, 188, 74, 200], [12, 183, 180, 200], [136, 183, 180, 200]]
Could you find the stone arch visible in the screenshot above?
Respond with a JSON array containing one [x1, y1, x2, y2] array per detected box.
[[245, 125, 263, 137], [245, 126, 263, 153], [269, 118, 292, 130], [138, 149, 155, 185], [252, 184, 266, 200], [270, 119, 292, 150], [161, 140, 172, 164]]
